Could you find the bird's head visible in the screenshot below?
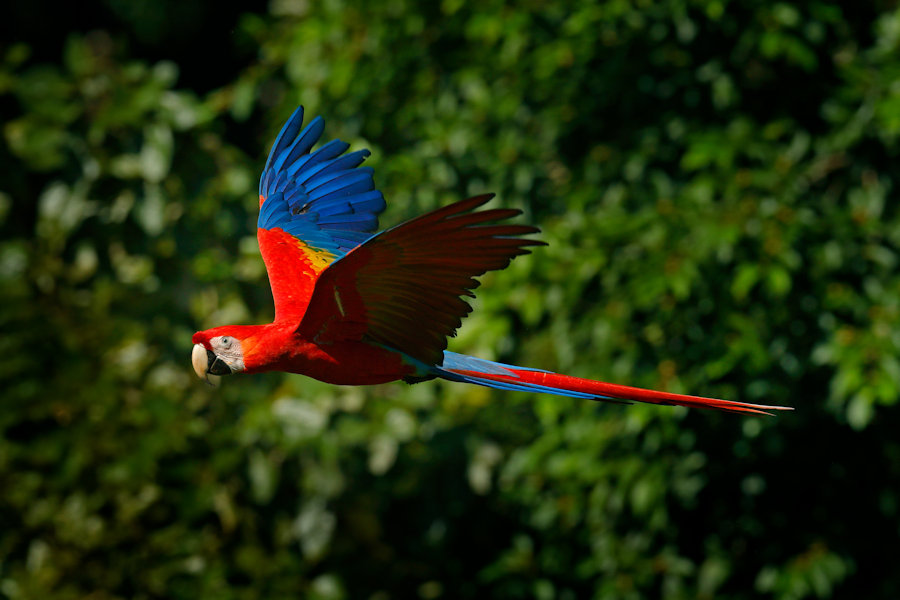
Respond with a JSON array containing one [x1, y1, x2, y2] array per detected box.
[[191, 326, 258, 383]]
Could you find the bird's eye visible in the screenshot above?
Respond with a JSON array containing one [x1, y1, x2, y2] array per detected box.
[[220, 336, 232, 349]]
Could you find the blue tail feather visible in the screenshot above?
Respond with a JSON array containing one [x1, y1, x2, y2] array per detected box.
[[434, 351, 621, 402]]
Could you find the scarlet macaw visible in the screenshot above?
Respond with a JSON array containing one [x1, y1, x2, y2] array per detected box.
[[191, 107, 790, 415]]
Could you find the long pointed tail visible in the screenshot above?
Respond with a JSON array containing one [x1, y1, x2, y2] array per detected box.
[[436, 352, 792, 416]]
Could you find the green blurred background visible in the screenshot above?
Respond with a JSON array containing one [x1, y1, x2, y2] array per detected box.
[[2, 1, 899, 598]]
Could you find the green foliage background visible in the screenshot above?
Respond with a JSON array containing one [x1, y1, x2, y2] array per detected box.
[[2, 1, 900, 598]]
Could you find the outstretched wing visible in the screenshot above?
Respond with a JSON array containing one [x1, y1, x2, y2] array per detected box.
[[257, 106, 386, 321], [297, 195, 545, 366]]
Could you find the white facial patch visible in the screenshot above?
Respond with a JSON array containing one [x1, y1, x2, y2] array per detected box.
[[211, 335, 246, 372]]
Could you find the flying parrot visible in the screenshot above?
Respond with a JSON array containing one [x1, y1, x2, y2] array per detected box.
[[191, 106, 790, 416]]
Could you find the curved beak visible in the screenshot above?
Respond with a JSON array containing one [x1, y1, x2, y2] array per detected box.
[[192, 343, 234, 385], [192, 343, 213, 384]]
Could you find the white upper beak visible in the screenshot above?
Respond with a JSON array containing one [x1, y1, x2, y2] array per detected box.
[[192, 343, 211, 384]]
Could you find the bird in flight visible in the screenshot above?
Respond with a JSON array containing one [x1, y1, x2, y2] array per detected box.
[[192, 107, 790, 415]]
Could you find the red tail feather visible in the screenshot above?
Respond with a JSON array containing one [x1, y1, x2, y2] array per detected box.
[[448, 367, 792, 415]]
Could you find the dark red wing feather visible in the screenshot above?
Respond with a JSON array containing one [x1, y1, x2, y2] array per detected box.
[[297, 195, 545, 365]]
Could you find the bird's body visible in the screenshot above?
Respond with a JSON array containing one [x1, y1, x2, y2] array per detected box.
[[200, 322, 412, 384], [192, 107, 791, 416]]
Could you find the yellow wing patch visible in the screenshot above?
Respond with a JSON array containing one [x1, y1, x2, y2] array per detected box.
[[294, 238, 335, 272]]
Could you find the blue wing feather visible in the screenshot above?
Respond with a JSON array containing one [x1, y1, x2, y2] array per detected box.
[[262, 106, 304, 186], [300, 150, 370, 186], [297, 139, 351, 173], [307, 173, 375, 207], [258, 106, 386, 258], [284, 187, 310, 207], [272, 116, 325, 174]]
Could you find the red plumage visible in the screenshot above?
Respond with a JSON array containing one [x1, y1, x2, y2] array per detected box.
[[298, 194, 544, 365], [191, 107, 792, 416]]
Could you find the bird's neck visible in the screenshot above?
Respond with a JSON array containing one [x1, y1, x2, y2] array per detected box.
[[234, 321, 299, 373]]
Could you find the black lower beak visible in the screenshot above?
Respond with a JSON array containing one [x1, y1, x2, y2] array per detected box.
[[206, 349, 233, 376]]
